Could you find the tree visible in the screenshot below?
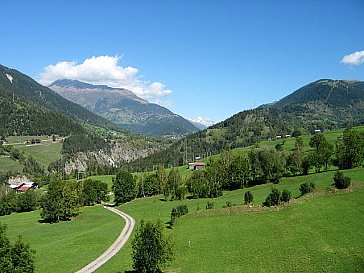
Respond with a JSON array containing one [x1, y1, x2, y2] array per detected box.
[[11, 236, 35, 273], [0, 224, 12, 272], [17, 190, 38, 212], [0, 224, 35, 273], [112, 171, 136, 205], [333, 171, 351, 189], [165, 168, 185, 200], [81, 179, 108, 206], [132, 220, 173, 273], [244, 191, 253, 204], [309, 134, 333, 172], [249, 146, 286, 184], [40, 180, 79, 223], [156, 164, 167, 194], [335, 129, 364, 169]]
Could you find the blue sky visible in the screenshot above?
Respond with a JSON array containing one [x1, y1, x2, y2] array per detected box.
[[1, 0, 363, 124]]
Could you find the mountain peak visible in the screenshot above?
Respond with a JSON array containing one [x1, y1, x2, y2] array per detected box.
[[50, 79, 115, 90], [49, 79, 198, 137]]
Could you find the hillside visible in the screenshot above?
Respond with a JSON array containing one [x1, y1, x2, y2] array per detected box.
[[128, 79, 364, 171], [49, 79, 199, 137], [0, 65, 118, 135], [0, 65, 174, 175], [271, 79, 364, 128]]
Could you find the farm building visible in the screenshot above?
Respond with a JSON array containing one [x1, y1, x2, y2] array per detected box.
[[7, 176, 38, 192], [187, 162, 205, 171]]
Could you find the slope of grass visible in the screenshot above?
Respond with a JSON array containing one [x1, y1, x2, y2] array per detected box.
[[171, 188, 364, 273], [16, 142, 62, 167], [0, 156, 23, 173], [97, 168, 364, 272], [0, 205, 124, 273]]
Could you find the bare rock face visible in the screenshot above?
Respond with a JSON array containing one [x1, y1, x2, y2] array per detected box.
[[64, 141, 158, 174]]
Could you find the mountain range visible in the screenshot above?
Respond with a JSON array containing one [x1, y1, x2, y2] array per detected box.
[[49, 79, 199, 137]]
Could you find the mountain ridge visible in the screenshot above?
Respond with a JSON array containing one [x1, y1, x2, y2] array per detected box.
[[49, 79, 199, 137], [128, 78, 364, 171]]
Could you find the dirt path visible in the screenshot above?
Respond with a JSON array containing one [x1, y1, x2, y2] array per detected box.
[[75, 206, 135, 273]]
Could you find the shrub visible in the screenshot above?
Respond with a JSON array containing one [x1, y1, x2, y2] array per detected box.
[[244, 191, 253, 204], [206, 201, 214, 209], [280, 189, 292, 202], [170, 205, 188, 226], [263, 188, 281, 207], [299, 182, 315, 196], [223, 201, 232, 208], [333, 171, 351, 189]]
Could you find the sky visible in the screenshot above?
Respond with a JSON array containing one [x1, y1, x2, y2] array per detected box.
[[0, 0, 363, 125]]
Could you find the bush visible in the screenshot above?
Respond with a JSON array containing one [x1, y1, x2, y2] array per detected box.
[[206, 201, 214, 209], [280, 189, 291, 202], [263, 188, 281, 207], [299, 182, 315, 196], [170, 205, 188, 226], [244, 191, 253, 204], [333, 171, 351, 189]]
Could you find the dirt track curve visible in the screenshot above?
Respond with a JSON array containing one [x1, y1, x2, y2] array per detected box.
[[75, 206, 135, 273]]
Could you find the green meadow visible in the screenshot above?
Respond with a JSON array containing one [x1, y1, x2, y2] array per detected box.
[[97, 167, 364, 272], [16, 142, 63, 167], [0, 205, 124, 273]]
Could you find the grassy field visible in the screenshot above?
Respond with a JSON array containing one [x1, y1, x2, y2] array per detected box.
[[0, 205, 124, 273], [171, 188, 364, 272], [96, 167, 364, 272], [16, 142, 63, 167], [0, 156, 23, 173]]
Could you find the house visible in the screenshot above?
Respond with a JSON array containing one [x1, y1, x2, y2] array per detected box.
[[7, 176, 38, 192], [193, 162, 205, 171], [187, 162, 205, 171], [17, 182, 38, 192]]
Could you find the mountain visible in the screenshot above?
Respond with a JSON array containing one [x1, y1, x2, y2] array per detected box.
[[0, 64, 117, 137], [189, 120, 207, 130], [188, 116, 216, 130], [49, 79, 199, 137], [0, 64, 172, 174], [128, 79, 364, 171], [271, 79, 364, 128]]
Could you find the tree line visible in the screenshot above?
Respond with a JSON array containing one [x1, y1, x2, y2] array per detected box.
[[112, 129, 364, 204]]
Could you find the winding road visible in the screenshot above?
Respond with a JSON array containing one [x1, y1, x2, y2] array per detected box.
[[76, 206, 135, 273]]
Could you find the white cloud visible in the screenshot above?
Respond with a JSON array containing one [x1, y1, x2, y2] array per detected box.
[[189, 116, 216, 127], [38, 55, 172, 99], [341, 50, 364, 65]]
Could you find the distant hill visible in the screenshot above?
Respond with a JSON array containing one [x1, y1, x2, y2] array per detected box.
[[128, 79, 364, 171], [0, 64, 116, 137], [271, 79, 364, 128], [49, 79, 199, 137]]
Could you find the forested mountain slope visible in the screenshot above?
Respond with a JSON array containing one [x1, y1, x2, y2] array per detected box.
[[0, 64, 116, 136]]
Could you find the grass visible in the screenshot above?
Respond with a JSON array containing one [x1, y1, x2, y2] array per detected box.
[[0, 156, 23, 173], [171, 188, 364, 272], [96, 167, 364, 272], [16, 142, 62, 167], [0, 205, 124, 273]]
